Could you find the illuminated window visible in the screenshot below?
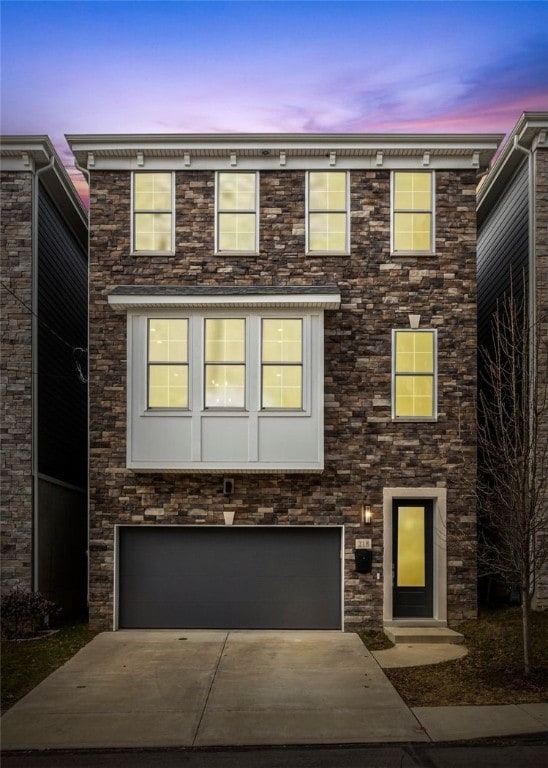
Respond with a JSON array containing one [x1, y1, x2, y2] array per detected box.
[[262, 319, 303, 409], [147, 319, 188, 408], [392, 172, 433, 253], [205, 318, 246, 408], [133, 173, 173, 252], [392, 329, 437, 419], [307, 172, 348, 252], [217, 173, 257, 252]]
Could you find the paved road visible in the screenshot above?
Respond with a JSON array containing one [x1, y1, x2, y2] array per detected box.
[[2, 739, 548, 768]]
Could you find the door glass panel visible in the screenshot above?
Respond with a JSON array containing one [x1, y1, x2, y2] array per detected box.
[[397, 506, 425, 587]]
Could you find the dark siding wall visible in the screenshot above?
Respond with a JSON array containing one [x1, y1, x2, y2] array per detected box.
[[37, 185, 87, 488], [477, 160, 528, 350]]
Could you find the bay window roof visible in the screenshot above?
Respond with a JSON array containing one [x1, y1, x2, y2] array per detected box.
[[108, 285, 341, 311]]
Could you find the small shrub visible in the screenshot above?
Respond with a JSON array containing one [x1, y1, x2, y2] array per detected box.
[[1, 588, 57, 640]]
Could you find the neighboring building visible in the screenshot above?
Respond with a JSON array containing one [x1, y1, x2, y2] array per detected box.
[[0, 137, 88, 614], [67, 132, 501, 631], [477, 112, 548, 610]]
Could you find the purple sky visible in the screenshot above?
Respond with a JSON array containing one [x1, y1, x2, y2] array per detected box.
[[2, 1, 547, 203]]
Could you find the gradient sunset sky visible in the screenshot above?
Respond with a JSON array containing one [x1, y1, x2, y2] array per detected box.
[[2, 0, 547, 201]]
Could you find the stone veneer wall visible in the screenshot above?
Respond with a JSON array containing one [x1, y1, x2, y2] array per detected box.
[[88, 169, 478, 630], [534, 147, 548, 610], [0, 171, 34, 592]]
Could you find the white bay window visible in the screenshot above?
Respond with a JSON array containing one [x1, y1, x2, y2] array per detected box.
[[109, 287, 340, 471]]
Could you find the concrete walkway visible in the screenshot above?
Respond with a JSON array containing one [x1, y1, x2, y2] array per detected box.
[[1, 631, 547, 751]]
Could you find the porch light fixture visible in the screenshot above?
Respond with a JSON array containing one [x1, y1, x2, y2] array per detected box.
[[362, 505, 372, 525]]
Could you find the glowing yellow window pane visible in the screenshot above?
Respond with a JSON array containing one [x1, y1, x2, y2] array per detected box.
[[309, 212, 346, 251], [394, 172, 432, 210], [395, 376, 434, 417], [309, 172, 346, 211], [395, 332, 434, 373], [262, 365, 302, 408], [205, 364, 245, 408], [218, 213, 256, 251], [218, 173, 256, 211], [135, 213, 172, 251], [148, 365, 188, 408], [149, 319, 188, 363], [205, 319, 245, 362], [397, 506, 425, 587], [394, 212, 432, 252], [262, 319, 302, 363], [134, 173, 172, 210]]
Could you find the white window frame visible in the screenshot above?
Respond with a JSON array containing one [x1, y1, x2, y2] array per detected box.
[[131, 171, 175, 255], [391, 328, 438, 421], [146, 317, 189, 410], [306, 171, 350, 255], [203, 317, 247, 411], [260, 317, 304, 411], [139, 310, 311, 417], [390, 171, 435, 255], [215, 171, 259, 254]]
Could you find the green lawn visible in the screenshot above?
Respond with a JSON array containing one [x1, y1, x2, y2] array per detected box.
[[1, 622, 98, 713]]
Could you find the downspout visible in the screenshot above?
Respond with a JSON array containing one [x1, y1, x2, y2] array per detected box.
[[513, 134, 536, 369], [513, 132, 539, 607], [32, 155, 55, 591], [74, 159, 91, 608]]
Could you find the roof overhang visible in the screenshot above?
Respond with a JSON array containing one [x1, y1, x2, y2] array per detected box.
[[477, 112, 548, 225], [0, 135, 88, 245], [67, 132, 503, 173], [108, 285, 341, 311]]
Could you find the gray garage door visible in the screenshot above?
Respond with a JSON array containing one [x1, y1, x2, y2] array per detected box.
[[118, 526, 341, 629]]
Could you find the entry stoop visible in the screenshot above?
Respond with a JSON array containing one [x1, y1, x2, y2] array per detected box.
[[383, 626, 465, 645]]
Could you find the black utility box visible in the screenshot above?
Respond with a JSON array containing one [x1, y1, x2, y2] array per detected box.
[[354, 549, 373, 574]]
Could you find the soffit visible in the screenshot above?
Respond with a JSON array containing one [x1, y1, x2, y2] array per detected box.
[[67, 133, 503, 171]]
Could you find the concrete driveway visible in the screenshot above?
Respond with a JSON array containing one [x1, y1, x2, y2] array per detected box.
[[1, 630, 427, 749]]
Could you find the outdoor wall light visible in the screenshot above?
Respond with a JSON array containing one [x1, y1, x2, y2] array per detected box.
[[223, 509, 235, 526], [363, 505, 372, 525]]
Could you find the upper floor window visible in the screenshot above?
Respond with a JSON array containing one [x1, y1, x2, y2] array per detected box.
[[217, 172, 258, 252], [204, 318, 246, 408], [262, 319, 303, 409], [392, 172, 434, 254], [133, 172, 174, 253], [392, 329, 437, 420], [147, 318, 188, 408], [307, 172, 348, 253]]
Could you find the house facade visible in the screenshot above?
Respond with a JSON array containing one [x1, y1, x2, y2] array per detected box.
[[68, 132, 501, 631], [477, 112, 548, 610], [0, 137, 88, 614]]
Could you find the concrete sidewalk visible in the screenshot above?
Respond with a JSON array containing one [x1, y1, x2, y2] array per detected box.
[[1, 631, 547, 751]]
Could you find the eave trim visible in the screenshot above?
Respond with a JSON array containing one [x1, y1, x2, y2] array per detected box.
[[108, 285, 341, 311]]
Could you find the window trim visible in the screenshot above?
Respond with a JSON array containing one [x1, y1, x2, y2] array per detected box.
[[139, 310, 312, 418], [391, 328, 438, 421], [146, 317, 189, 410], [260, 317, 304, 411], [306, 170, 350, 255], [203, 317, 247, 411], [131, 171, 175, 255], [391, 171, 435, 255], [215, 171, 259, 254]]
